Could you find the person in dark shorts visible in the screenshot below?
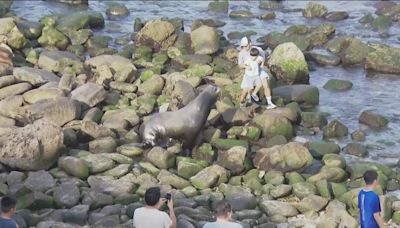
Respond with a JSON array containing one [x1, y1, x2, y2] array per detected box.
[[358, 170, 385, 228], [0, 196, 18, 228]]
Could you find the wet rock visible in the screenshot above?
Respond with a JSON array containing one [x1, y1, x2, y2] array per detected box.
[[268, 42, 309, 84], [253, 142, 313, 173], [17, 97, 80, 126], [208, 1, 228, 13], [58, 156, 89, 179], [342, 38, 371, 66], [24, 170, 55, 192], [306, 51, 341, 66], [259, 200, 298, 217], [226, 126, 261, 141], [38, 26, 69, 50], [296, 195, 329, 213], [270, 184, 292, 199], [220, 184, 257, 210], [322, 154, 346, 169], [13, 67, 59, 86], [308, 166, 347, 183], [54, 183, 80, 208], [323, 119, 348, 139], [190, 26, 219, 55], [211, 138, 248, 151], [366, 45, 400, 74], [56, 10, 103, 33], [217, 146, 247, 174], [323, 79, 353, 91], [135, 19, 176, 52], [221, 108, 251, 126], [259, 1, 284, 10], [16, 19, 43, 39], [308, 141, 340, 159], [106, 3, 129, 17], [177, 159, 204, 179], [253, 113, 293, 140], [146, 147, 176, 170], [229, 10, 254, 18], [157, 170, 191, 189], [71, 83, 106, 107], [324, 11, 349, 21], [0, 119, 63, 171], [344, 143, 368, 157], [372, 15, 392, 32], [292, 182, 317, 199], [351, 130, 365, 141], [17, 192, 54, 210], [273, 84, 319, 107], [303, 2, 328, 18], [102, 108, 140, 131], [259, 12, 276, 20], [190, 165, 229, 190], [300, 112, 327, 128], [0, 83, 31, 100], [193, 143, 214, 163], [37, 50, 82, 74], [359, 110, 388, 129], [266, 135, 287, 148]]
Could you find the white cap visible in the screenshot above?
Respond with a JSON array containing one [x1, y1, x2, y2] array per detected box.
[[240, 37, 249, 47]]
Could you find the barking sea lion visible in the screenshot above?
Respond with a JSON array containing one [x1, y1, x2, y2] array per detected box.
[[140, 85, 220, 150]]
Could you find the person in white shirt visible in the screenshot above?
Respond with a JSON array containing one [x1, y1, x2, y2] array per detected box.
[[203, 201, 242, 228], [239, 48, 263, 107], [133, 187, 176, 228], [238, 37, 276, 109]]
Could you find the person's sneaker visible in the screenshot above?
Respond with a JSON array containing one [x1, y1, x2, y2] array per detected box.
[[266, 103, 277, 109], [240, 102, 246, 108], [251, 94, 260, 102], [246, 96, 252, 104]]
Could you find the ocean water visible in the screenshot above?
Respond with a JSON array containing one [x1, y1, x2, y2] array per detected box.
[[11, 0, 400, 166]]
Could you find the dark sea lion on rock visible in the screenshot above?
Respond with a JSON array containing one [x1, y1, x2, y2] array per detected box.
[[140, 85, 220, 151]]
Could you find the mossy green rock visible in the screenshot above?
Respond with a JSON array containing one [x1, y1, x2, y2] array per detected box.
[[135, 94, 156, 115], [229, 10, 254, 18], [342, 38, 372, 66], [331, 182, 347, 198], [359, 110, 388, 129], [286, 172, 305, 185], [208, 1, 228, 13], [253, 142, 314, 173], [322, 153, 346, 168], [300, 112, 328, 128], [58, 156, 89, 179], [308, 166, 347, 183], [182, 186, 198, 197], [323, 119, 348, 139], [177, 161, 204, 179], [226, 126, 261, 141], [81, 154, 115, 174], [392, 211, 400, 224], [272, 85, 319, 107], [6, 26, 27, 50], [303, 2, 328, 18], [139, 162, 160, 176], [38, 26, 69, 50], [268, 42, 309, 84], [323, 79, 353, 91], [253, 113, 293, 140], [366, 45, 400, 74], [316, 180, 332, 199], [193, 143, 214, 163], [157, 170, 191, 189], [265, 171, 285, 185], [135, 46, 152, 61], [217, 146, 247, 174], [266, 135, 288, 148], [56, 11, 104, 34], [292, 182, 317, 199], [211, 138, 248, 150], [344, 143, 368, 157], [138, 74, 165, 95], [102, 164, 130, 178], [190, 165, 229, 190], [17, 192, 54, 210], [308, 141, 340, 159], [270, 184, 292, 199], [146, 147, 175, 169], [296, 195, 329, 213]]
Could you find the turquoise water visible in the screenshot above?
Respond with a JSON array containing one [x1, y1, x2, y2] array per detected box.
[[11, 0, 400, 166]]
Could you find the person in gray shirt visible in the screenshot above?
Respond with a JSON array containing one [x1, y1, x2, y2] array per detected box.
[[203, 201, 242, 228]]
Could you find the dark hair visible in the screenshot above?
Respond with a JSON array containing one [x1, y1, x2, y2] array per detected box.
[[1, 196, 16, 213], [216, 201, 232, 217], [250, 48, 259, 57], [363, 170, 378, 185], [144, 187, 161, 206]]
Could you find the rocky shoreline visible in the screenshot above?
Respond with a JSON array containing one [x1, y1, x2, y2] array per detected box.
[[1, 1, 400, 227]]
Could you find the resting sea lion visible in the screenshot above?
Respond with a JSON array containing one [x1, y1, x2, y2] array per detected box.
[[140, 85, 220, 149]]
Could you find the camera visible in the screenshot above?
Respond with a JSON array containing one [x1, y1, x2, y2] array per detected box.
[[165, 193, 171, 201]]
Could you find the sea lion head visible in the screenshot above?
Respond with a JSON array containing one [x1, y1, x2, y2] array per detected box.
[[202, 84, 220, 102]]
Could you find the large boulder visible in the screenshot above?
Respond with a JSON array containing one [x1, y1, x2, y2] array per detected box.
[[13, 67, 60, 86], [16, 97, 81, 126], [366, 45, 400, 74], [268, 42, 309, 84], [37, 50, 83, 74], [135, 19, 176, 52], [253, 113, 293, 140], [272, 84, 319, 107], [217, 146, 247, 174], [259, 200, 298, 217], [38, 26, 69, 50], [0, 83, 31, 100], [0, 119, 63, 170], [323, 119, 348, 139], [253, 142, 314, 173], [56, 11, 104, 34], [190, 165, 229, 190], [190, 25, 220, 55]]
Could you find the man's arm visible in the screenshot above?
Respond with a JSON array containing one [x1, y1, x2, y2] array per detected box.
[[373, 212, 385, 228], [168, 199, 176, 228]]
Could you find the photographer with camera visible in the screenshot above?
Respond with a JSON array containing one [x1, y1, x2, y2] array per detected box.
[[133, 187, 176, 228]]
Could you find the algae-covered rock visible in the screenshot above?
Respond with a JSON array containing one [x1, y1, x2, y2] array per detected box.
[[323, 79, 353, 91], [190, 25, 219, 55]]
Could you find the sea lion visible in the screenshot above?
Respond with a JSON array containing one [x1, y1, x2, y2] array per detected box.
[[140, 84, 220, 149]]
